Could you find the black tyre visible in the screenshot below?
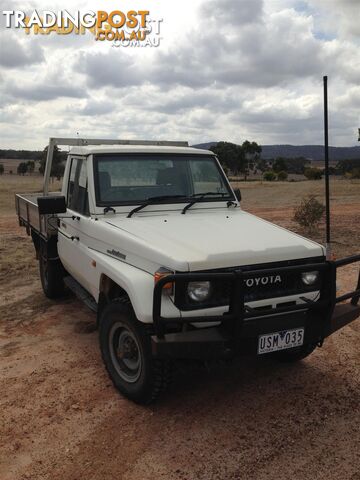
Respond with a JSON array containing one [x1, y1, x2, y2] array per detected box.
[[99, 298, 172, 404], [39, 248, 65, 299], [271, 343, 316, 363]]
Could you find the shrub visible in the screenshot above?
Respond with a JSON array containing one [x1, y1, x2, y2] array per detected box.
[[0, 164, 4, 175], [263, 170, 277, 181], [293, 195, 325, 232], [277, 171, 288, 181], [304, 167, 322, 180], [350, 168, 360, 179]]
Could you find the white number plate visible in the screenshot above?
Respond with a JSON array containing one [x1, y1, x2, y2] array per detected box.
[[258, 328, 304, 355]]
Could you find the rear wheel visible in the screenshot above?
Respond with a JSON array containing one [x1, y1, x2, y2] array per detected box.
[[99, 298, 172, 404], [271, 343, 316, 362], [39, 244, 65, 299]]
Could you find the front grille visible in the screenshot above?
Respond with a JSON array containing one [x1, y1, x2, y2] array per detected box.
[[215, 271, 309, 302], [174, 257, 325, 311]]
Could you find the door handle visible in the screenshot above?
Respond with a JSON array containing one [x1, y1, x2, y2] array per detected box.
[[71, 236, 80, 241]]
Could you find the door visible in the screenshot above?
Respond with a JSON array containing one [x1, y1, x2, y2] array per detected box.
[[58, 157, 94, 293]]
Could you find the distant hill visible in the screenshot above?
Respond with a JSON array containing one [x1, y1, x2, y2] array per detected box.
[[192, 142, 217, 150], [192, 143, 360, 161]]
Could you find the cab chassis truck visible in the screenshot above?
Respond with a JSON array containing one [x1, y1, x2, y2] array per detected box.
[[15, 138, 360, 404]]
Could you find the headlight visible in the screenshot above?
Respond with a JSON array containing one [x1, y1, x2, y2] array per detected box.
[[187, 281, 211, 302], [301, 271, 319, 286]]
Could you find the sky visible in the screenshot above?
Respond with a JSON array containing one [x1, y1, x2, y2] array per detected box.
[[0, 0, 360, 150]]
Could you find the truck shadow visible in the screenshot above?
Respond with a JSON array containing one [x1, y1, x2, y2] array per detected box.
[[155, 352, 357, 415]]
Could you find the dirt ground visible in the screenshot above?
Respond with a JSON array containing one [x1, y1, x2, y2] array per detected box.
[[0, 176, 359, 480]]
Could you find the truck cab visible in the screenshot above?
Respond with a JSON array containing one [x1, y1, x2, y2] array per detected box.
[[16, 138, 360, 404]]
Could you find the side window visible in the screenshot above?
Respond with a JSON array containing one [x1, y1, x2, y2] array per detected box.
[[189, 159, 228, 195], [67, 158, 89, 215], [67, 158, 79, 209]]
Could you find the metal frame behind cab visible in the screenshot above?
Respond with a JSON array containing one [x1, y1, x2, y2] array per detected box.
[[42, 137, 189, 195]]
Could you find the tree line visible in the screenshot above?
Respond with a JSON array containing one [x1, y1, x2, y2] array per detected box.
[[0, 143, 359, 179], [0, 149, 43, 160], [0, 146, 67, 177], [210, 141, 360, 180]]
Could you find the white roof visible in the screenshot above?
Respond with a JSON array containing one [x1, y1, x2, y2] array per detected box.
[[69, 145, 213, 156]]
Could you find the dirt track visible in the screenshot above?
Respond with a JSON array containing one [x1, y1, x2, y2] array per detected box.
[[1, 197, 360, 480]]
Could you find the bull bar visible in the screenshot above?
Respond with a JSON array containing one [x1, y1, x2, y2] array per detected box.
[[151, 255, 360, 359]]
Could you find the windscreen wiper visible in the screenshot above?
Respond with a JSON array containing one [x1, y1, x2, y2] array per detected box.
[[181, 192, 231, 214], [127, 195, 188, 218]]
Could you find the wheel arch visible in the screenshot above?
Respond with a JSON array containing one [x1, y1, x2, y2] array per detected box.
[[91, 250, 179, 324], [97, 274, 131, 323], [31, 229, 59, 259]]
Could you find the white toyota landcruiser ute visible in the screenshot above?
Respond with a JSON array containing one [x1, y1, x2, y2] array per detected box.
[[16, 138, 360, 404]]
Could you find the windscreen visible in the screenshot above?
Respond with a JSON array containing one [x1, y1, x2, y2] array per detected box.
[[94, 154, 232, 205]]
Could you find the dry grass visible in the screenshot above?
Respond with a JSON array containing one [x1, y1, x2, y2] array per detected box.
[[0, 176, 61, 295], [0, 175, 359, 480], [0, 175, 61, 215], [1, 175, 358, 212], [236, 177, 360, 209]]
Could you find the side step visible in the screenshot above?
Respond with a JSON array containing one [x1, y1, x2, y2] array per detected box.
[[64, 276, 98, 313]]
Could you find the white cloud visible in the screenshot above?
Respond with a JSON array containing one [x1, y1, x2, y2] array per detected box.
[[0, 31, 44, 67], [307, 0, 360, 39], [0, 0, 359, 149]]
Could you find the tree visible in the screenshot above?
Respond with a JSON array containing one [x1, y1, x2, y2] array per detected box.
[[17, 162, 28, 175], [210, 140, 262, 178], [255, 158, 268, 173], [304, 167, 322, 180], [242, 140, 262, 180], [286, 157, 311, 174], [322, 166, 338, 176], [39, 145, 66, 179], [273, 157, 287, 173], [336, 159, 360, 175], [26, 160, 35, 175], [210, 142, 245, 176], [263, 170, 277, 181], [0, 164, 4, 175], [277, 171, 288, 181]]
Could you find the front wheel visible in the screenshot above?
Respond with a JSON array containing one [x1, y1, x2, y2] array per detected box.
[[99, 298, 172, 404]]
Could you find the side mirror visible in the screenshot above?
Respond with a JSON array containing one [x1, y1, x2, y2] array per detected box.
[[233, 188, 242, 202], [38, 195, 66, 215]]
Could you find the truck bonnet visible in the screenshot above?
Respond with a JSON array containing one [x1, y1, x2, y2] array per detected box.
[[104, 209, 325, 271]]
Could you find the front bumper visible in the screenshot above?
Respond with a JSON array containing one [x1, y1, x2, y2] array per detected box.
[[151, 255, 360, 359]]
